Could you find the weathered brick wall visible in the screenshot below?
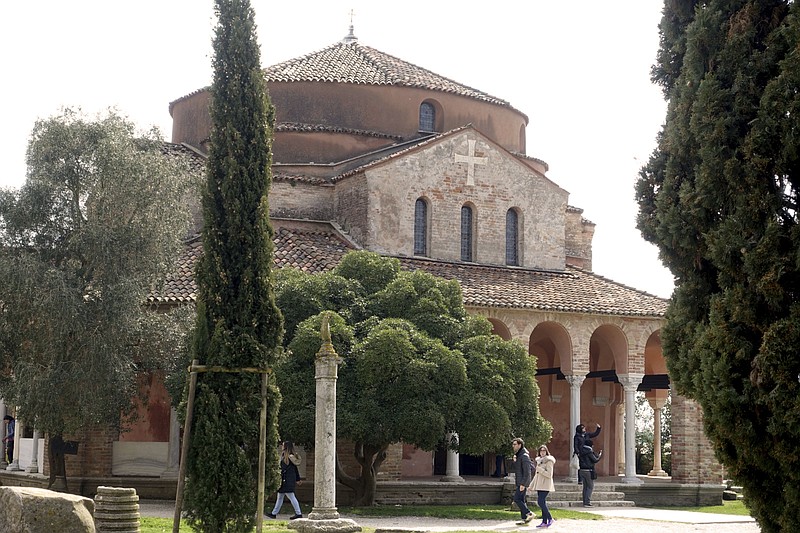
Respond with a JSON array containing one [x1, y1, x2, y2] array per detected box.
[[42, 426, 118, 479], [362, 131, 568, 270], [334, 174, 369, 246], [564, 208, 594, 270], [671, 393, 723, 484], [270, 180, 334, 221]]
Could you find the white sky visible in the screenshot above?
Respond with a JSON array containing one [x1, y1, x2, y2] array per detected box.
[[0, 1, 674, 298]]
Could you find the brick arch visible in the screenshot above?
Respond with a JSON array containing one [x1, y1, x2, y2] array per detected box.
[[487, 317, 512, 340], [529, 321, 572, 374], [644, 329, 666, 375], [589, 323, 628, 373]]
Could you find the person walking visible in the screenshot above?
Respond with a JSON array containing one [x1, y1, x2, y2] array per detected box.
[[578, 439, 602, 507], [529, 445, 556, 528], [2, 415, 15, 464], [511, 437, 535, 524], [267, 441, 303, 520]]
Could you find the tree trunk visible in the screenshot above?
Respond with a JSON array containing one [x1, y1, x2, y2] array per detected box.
[[47, 435, 67, 491], [336, 442, 388, 506]]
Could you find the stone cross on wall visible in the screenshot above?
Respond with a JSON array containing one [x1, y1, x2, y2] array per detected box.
[[454, 139, 487, 186]]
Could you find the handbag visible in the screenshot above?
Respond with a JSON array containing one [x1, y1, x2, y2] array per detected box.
[[590, 469, 597, 480]]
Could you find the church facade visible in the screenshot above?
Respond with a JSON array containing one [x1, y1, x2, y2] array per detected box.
[[2, 31, 723, 496]]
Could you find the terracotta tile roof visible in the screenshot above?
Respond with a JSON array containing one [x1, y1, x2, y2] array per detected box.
[[397, 258, 667, 317], [148, 227, 354, 304], [263, 41, 514, 109], [160, 142, 207, 174], [150, 225, 667, 317]]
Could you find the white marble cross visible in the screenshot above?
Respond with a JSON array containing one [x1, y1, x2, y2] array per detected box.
[[454, 139, 487, 186]]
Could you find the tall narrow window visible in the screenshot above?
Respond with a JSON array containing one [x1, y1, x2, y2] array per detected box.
[[506, 209, 519, 266], [419, 102, 435, 132], [414, 199, 428, 256], [461, 205, 473, 262]]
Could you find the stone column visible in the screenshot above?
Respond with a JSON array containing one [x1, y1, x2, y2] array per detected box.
[[162, 407, 180, 478], [25, 429, 40, 473], [619, 375, 644, 484], [0, 400, 7, 468], [647, 397, 669, 477], [565, 374, 585, 482], [291, 313, 360, 533], [7, 413, 22, 471], [616, 403, 625, 475], [440, 432, 464, 482]]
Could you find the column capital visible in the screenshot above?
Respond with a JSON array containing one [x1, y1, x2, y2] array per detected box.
[[618, 373, 644, 392], [564, 374, 586, 389]]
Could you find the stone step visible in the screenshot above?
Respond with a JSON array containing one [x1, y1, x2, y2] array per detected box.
[[547, 491, 627, 501], [545, 500, 635, 508]]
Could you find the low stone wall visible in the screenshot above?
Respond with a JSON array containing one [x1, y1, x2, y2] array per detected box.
[[615, 482, 725, 507]]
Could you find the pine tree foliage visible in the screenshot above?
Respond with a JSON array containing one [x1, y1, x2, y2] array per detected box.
[[0, 108, 194, 447], [636, 2, 800, 530], [274, 251, 551, 506], [182, 1, 283, 531]]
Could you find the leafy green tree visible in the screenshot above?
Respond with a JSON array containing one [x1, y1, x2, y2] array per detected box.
[[182, 0, 283, 530], [636, 1, 800, 529], [275, 251, 550, 506], [0, 108, 194, 482]]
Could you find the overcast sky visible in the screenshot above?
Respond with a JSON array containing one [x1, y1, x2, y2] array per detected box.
[[0, 1, 674, 298]]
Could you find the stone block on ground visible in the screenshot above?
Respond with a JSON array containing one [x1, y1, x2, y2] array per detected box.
[[0, 486, 95, 533], [94, 486, 140, 532]]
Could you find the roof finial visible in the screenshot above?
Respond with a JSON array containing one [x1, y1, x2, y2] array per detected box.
[[342, 9, 358, 44]]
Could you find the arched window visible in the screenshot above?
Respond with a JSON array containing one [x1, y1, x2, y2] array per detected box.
[[419, 102, 435, 132], [461, 205, 474, 262], [506, 209, 519, 266], [414, 198, 428, 256]]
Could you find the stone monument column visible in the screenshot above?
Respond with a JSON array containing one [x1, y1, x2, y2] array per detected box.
[[565, 374, 585, 482], [162, 408, 180, 478], [616, 403, 625, 475], [647, 397, 669, 477], [290, 313, 360, 533], [619, 375, 644, 484], [440, 432, 464, 482], [25, 429, 40, 474]]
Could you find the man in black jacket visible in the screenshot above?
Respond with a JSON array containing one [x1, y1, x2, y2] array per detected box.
[[511, 437, 534, 524], [578, 439, 603, 507]]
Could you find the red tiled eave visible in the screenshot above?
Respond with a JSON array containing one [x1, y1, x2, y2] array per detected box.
[[150, 225, 667, 318]]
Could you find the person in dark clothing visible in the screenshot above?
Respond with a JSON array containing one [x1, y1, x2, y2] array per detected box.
[[578, 439, 602, 507], [2, 415, 15, 464], [511, 437, 535, 524], [267, 441, 303, 519], [573, 423, 600, 483], [491, 453, 507, 477]]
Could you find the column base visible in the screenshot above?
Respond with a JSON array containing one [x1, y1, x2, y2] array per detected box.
[[439, 475, 465, 482], [287, 517, 361, 533], [25, 463, 38, 474], [621, 475, 644, 484], [309, 507, 340, 520], [6, 461, 21, 472], [647, 469, 669, 477]]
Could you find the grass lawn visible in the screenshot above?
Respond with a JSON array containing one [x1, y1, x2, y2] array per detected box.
[[654, 500, 750, 516], [340, 504, 603, 521], [140, 504, 603, 532]]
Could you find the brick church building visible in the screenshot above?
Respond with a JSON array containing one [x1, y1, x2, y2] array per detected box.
[[2, 28, 723, 499]]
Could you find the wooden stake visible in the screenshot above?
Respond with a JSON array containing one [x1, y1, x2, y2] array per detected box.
[[173, 359, 199, 533]]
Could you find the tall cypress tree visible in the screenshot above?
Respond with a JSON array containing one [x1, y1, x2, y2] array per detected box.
[[183, 1, 283, 531], [637, 2, 800, 530]]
